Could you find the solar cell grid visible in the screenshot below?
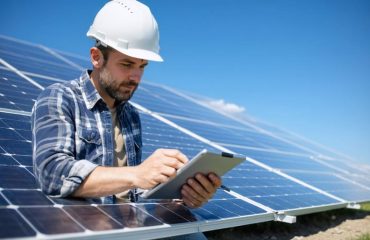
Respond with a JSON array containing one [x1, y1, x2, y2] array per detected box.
[[252, 121, 347, 160], [98, 204, 163, 228], [0, 139, 31, 156], [284, 171, 370, 202], [223, 161, 340, 211], [140, 112, 221, 160], [342, 173, 370, 189], [0, 36, 81, 80], [2, 189, 53, 206], [1, 35, 370, 239], [165, 116, 311, 155], [19, 206, 85, 235], [55, 50, 91, 69], [27, 74, 64, 88], [0, 208, 36, 238], [316, 155, 370, 178], [64, 205, 124, 231], [0, 193, 8, 205], [230, 147, 370, 202], [0, 68, 41, 112], [229, 147, 339, 173], [0, 35, 70, 65], [133, 83, 246, 127], [0, 165, 37, 189], [0, 152, 18, 165]]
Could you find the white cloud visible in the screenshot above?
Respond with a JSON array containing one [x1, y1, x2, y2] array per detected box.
[[206, 99, 245, 114]]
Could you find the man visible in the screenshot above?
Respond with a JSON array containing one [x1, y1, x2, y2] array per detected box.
[[31, 0, 221, 211]]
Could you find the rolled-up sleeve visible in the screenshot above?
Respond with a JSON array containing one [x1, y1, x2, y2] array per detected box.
[[31, 84, 98, 197]]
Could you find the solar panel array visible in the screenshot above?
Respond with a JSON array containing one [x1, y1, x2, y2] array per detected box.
[[0, 34, 369, 239]]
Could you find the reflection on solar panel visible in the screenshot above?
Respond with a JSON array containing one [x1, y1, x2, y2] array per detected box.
[[0, 34, 369, 239]]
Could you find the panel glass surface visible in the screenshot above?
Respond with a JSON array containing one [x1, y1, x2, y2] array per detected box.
[[98, 204, 163, 228], [0, 35, 81, 80], [2, 35, 370, 239], [0, 68, 41, 112], [0, 112, 32, 167], [132, 82, 246, 127], [2, 189, 54, 206], [249, 119, 346, 159], [56, 50, 91, 70], [19, 207, 85, 234], [0, 194, 8, 206], [230, 147, 370, 202], [0, 208, 36, 238], [237, 116, 370, 186], [165, 116, 311, 155], [0, 108, 271, 239], [0, 165, 37, 189], [133, 83, 314, 155], [64, 205, 124, 231], [140, 112, 221, 160], [223, 160, 339, 210]]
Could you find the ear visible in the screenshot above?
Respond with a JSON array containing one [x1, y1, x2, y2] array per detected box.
[[90, 47, 104, 68]]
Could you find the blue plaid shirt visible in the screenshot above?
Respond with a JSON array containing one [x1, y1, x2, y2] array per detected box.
[[31, 70, 142, 204]]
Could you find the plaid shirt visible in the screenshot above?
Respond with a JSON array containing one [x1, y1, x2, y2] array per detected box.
[[31, 70, 142, 204]]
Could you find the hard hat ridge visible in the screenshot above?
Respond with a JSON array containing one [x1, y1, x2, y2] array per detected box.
[[87, 0, 163, 62]]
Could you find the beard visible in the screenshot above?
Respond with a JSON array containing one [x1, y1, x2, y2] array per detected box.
[[98, 67, 138, 105]]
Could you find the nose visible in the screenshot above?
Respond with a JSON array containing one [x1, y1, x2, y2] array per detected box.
[[129, 68, 143, 83]]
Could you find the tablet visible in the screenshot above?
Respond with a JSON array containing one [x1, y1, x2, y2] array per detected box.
[[141, 149, 245, 199]]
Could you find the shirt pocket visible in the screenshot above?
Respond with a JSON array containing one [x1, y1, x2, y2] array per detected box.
[[78, 127, 102, 145], [77, 127, 102, 163]]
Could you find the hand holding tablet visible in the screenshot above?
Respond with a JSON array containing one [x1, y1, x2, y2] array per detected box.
[[141, 149, 245, 199]]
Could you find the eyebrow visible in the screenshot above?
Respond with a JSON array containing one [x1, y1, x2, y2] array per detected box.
[[119, 59, 148, 67]]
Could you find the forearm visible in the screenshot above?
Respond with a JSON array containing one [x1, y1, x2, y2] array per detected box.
[[71, 166, 139, 198], [72, 149, 190, 198]]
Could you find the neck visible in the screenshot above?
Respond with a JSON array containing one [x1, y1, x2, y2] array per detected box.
[[90, 69, 116, 109]]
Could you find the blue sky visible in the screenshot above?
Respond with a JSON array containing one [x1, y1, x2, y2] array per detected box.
[[1, 0, 369, 164]]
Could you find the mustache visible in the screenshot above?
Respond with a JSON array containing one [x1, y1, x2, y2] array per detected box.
[[122, 80, 139, 88]]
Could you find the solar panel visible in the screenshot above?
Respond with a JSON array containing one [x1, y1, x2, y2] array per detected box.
[[131, 84, 370, 205], [0, 95, 272, 238], [133, 82, 246, 127], [0, 68, 41, 112], [229, 147, 370, 202], [1, 34, 369, 239], [0, 35, 81, 80], [132, 84, 319, 156], [223, 160, 341, 211]]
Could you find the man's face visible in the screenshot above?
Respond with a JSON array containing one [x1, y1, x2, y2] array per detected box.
[[98, 50, 148, 104]]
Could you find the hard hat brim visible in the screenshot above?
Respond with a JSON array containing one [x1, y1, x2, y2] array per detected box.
[[117, 47, 163, 62]]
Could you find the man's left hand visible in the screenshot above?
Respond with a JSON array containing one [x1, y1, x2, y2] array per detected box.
[[181, 173, 221, 208]]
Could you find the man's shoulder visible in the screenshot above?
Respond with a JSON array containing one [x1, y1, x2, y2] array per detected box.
[[39, 79, 81, 98]]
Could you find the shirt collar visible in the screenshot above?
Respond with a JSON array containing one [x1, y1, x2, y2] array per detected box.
[[80, 70, 102, 110]]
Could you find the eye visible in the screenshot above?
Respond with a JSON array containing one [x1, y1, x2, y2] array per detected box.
[[121, 63, 131, 68]]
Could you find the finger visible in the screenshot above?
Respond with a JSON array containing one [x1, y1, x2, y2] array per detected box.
[[186, 178, 210, 200], [161, 165, 177, 178], [182, 196, 196, 208], [160, 156, 186, 170], [182, 184, 204, 203], [208, 173, 222, 188], [153, 174, 170, 185], [181, 190, 202, 208], [162, 149, 189, 164], [195, 173, 216, 194]]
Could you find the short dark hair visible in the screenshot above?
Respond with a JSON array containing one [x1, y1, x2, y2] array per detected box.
[[95, 41, 114, 62]]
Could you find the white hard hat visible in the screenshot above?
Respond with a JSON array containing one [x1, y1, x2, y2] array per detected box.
[[87, 0, 163, 62]]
